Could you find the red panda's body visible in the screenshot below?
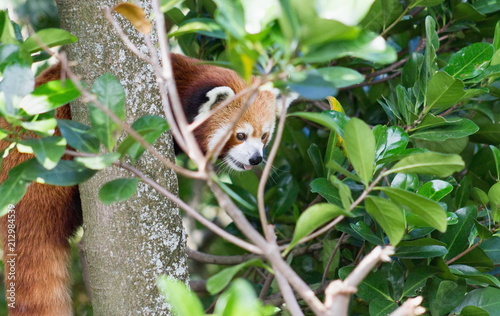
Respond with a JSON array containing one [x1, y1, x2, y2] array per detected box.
[[0, 54, 290, 315]]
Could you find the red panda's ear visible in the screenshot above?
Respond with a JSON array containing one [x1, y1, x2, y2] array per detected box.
[[197, 86, 235, 117], [275, 91, 299, 118]]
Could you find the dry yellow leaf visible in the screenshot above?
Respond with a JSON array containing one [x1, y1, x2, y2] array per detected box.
[[113, 3, 152, 34]]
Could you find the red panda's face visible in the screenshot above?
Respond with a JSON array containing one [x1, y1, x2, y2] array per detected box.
[[198, 88, 295, 171]]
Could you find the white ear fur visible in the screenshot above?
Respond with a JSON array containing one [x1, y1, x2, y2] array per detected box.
[[275, 91, 299, 117], [259, 83, 299, 117], [195, 86, 235, 121]]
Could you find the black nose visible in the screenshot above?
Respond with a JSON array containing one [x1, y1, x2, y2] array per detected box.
[[249, 154, 263, 166]]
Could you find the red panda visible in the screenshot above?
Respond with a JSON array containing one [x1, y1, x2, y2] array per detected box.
[[0, 54, 294, 315]]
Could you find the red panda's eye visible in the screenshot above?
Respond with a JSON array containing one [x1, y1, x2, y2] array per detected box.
[[261, 133, 268, 141], [236, 133, 247, 141]]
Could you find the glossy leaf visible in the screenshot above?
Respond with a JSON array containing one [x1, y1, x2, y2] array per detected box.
[[20, 118, 57, 136], [440, 206, 477, 260], [310, 178, 342, 206], [339, 267, 392, 302], [75, 153, 121, 170], [410, 0, 444, 7], [19, 80, 80, 115], [401, 266, 436, 297], [285, 203, 351, 254], [443, 43, 494, 80], [450, 265, 500, 288], [417, 180, 453, 201], [473, 0, 500, 14], [385, 152, 464, 178], [88, 73, 126, 151], [206, 259, 270, 294], [428, 280, 467, 316], [301, 31, 396, 64], [395, 239, 448, 258], [369, 298, 398, 316], [315, 0, 376, 26], [317, 67, 364, 88], [99, 178, 139, 205], [157, 276, 205, 316], [379, 187, 447, 232], [426, 71, 465, 110], [57, 119, 100, 153], [289, 70, 337, 99], [344, 118, 376, 186], [117, 115, 169, 163], [480, 237, 500, 264], [289, 110, 348, 137], [18, 136, 66, 170], [411, 118, 479, 141], [22, 28, 77, 53], [365, 196, 405, 245], [0, 63, 34, 114]]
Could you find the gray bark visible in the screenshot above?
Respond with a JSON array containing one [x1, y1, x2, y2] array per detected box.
[[55, 1, 188, 315]]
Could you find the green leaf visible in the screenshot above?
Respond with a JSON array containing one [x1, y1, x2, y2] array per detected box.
[[289, 70, 337, 100], [315, 0, 376, 26], [168, 18, 225, 39], [440, 206, 477, 260], [450, 265, 500, 288], [301, 31, 396, 64], [401, 266, 436, 297], [391, 173, 419, 191], [307, 143, 325, 177], [0, 63, 34, 114], [89, 73, 126, 151], [458, 306, 489, 316], [57, 119, 100, 153], [24, 159, 96, 186], [378, 187, 447, 232], [350, 221, 384, 245], [410, 0, 445, 7], [22, 28, 77, 54], [20, 118, 57, 136], [117, 115, 169, 162], [489, 182, 500, 221], [241, 0, 280, 34], [385, 152, 464, 177], [339, 267, 392, 302], [160, 0, 184, 12], [443, 43, 494, 80], [494, 21, 500, 50], [453, 3, 486, 22], [490, 146, 500, 180], [411, 117, 479, 141], [417, 180, 453, 201], [424, 16, 439, 77], [206, 259, 270, 294], [395, 239, 448, 258], [426, 71, 466, 111], [473, 0, 500, 15], [18, 136, 66, 170], [157, 276, 205, 316], [429, 280, 467, 316], [19, 80, 80, 115], [214, 279, 275, 316], [317, 67, 364, 88], [480, 237, 500, 264], [344, 117, 376, 186], [310, 178, 342, 206], [369, 298, 398, 316], [0, 163, 32, 216], [374, 125, 409, 162], [365, 197, 405, 245], [74, 153, 121, 170], [289, 110, 348, 137], [99, 178, 139, 205], [360, 0, 403, 33], [285, 203, 351, 254]]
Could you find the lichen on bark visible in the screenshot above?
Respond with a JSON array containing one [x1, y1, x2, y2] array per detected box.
[[55, 0, 188, 314]]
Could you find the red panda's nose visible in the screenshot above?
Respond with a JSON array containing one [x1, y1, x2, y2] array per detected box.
[[249, 154, 263, 166]]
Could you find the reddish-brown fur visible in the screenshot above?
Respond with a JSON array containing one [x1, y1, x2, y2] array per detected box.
[[0, 54, 277, 315], [0, 64, 81, 315], [171, 54, 277, 155]]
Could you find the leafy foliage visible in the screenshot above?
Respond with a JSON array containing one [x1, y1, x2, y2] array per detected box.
[[2, 0, 500, 315]]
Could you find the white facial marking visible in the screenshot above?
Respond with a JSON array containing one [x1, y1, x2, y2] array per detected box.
[[208, 123, 230, 152], [194, 86, 235, 122]]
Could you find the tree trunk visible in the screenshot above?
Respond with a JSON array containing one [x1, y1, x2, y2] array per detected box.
[[55, 1, 188, 314]]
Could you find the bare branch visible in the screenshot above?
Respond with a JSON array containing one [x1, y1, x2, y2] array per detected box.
[[389, 296, 426, 316], [324, 246, 395, 316]]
